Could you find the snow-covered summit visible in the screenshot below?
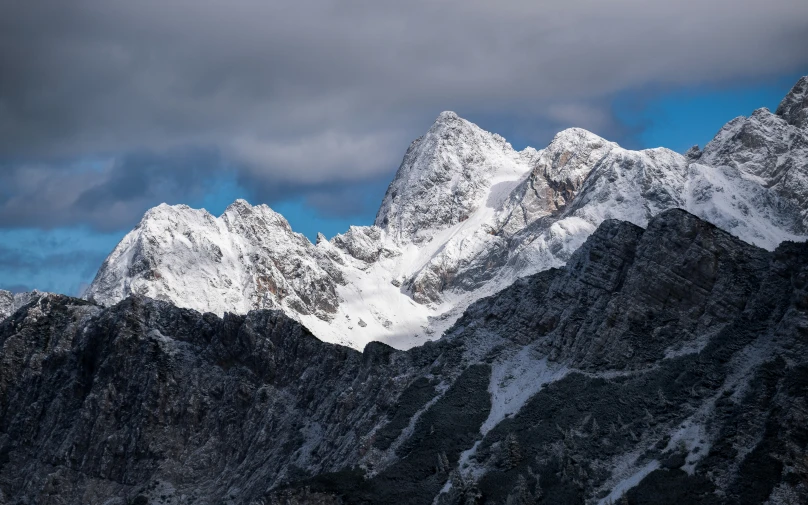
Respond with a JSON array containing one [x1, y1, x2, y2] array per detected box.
[[375, 111, 531, 243], [87, 77, 808, 349], [86, 200, 342, 325]]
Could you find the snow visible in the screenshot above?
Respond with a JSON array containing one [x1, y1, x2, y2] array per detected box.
[[597, 459, 660, 505], [481, 347, 568, 435], [663, 419, 710, 476]]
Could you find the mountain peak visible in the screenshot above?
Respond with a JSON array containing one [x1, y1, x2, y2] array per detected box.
[[435, 110, 460, 122], [776, 75, 808, 128], [221, 198, 292, 233], [535, 127, 614, 185], [374, 112, 527, 240], [225, 198, 252, 211]]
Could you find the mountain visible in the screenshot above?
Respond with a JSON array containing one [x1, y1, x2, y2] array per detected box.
[[4, 210, 807, 504], [84, 76, 808, 350]]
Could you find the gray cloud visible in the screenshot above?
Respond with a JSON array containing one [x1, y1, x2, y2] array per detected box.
[[0, 149, 226, 231], [1, 0, 807, 230]]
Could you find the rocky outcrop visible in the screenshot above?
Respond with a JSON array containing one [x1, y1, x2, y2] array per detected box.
[[3, 210, 807, 504], [775, 75, 808, 129]]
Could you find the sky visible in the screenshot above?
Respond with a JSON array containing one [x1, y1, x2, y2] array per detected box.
[[1, 0, 807, 296]]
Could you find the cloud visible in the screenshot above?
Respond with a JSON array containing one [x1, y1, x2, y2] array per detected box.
[[0, 149, 227, 231], [0, 0, 807, 230]]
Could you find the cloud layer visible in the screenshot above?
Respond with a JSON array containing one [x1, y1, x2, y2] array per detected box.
[[1, 0, 807, 230]]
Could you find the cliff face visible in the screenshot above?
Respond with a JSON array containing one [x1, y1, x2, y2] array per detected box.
[[2, 210, 807, 504]]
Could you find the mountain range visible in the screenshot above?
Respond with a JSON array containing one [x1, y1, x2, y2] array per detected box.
[[79, 77, 808, 351]]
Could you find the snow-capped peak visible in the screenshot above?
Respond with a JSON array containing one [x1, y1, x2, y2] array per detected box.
[[374, 111, 529, 244]]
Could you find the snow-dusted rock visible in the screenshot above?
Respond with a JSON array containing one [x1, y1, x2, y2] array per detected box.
[[86, 76, 808, 350], [375, 111, 531, 244], [700, 79, 808, 232], [0, 289, 51, 322], [86, 200, 341, 322]]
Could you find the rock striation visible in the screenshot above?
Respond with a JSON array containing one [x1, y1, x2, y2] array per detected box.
[[3, 210, 807, 504]]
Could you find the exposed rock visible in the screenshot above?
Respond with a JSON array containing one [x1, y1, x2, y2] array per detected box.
[[775, 75, 808, 129]]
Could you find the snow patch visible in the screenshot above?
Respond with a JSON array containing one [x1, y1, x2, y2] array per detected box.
[[482, 347, 568, 435], [597, 459, 660, 505]]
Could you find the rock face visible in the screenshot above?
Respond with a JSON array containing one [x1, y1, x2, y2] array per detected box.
[[4, 210, 808, 504], [85, 76, 808, 351]]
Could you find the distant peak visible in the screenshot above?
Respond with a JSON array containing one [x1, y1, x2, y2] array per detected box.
[[226, 198, 253, 211], [549, 127, 607, 144], [775, 75, 808, 128], [751, 107, 771, 117], [141, 202, 197, 221]]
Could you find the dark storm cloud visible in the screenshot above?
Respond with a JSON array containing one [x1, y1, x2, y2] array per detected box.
[[0, 149, 226, 231], [1, 0, 807, 229]]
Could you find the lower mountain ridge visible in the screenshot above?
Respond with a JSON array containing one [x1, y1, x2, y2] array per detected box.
[[2, 209, 807, 504]]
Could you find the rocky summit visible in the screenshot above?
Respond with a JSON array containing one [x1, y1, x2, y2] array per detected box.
[[81, 77, 808, 352], [2, 209, 807, 504]]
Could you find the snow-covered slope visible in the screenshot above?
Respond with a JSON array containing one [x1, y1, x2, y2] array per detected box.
[[86, 76, 808, 350]]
